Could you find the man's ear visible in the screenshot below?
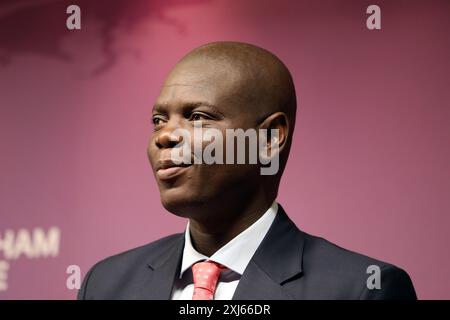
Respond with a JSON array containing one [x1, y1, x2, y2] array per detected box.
[[258, 112, 289, 157]]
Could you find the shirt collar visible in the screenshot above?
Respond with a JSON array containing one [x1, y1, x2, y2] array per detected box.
[[178, 201, 278, 278]]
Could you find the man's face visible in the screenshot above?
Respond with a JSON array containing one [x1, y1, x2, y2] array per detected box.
[[147, 58, 260, 217]]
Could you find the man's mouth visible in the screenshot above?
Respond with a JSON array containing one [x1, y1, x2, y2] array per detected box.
[[155, 159, 192, 181]]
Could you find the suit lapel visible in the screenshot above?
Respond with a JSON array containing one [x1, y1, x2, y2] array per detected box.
[[136, 234, 185, 299], [232, 205, 305, 300], [232, 259, 293, 299]]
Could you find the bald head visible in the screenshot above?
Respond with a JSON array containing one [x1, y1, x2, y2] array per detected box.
[[168, 41, 297, 132]]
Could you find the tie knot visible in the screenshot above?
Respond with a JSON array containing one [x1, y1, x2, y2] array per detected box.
[[191, 261, 226, 300]]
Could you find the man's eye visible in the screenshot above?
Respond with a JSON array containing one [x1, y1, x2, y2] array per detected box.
[[152, 116, 165, 126], [190, 113, 209, 121]]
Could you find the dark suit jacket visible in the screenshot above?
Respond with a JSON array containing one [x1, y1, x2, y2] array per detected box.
[[78, 206, 417, 299]]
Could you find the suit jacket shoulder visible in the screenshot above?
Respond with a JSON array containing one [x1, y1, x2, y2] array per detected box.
[[77, 233, 183, 300], [296, 232, 417, 299]]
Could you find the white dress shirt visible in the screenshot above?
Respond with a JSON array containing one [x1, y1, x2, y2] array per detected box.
[[171, 201, 278, 300]]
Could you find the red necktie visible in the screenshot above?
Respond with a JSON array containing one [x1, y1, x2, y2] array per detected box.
[[191, 261, 226, 300]]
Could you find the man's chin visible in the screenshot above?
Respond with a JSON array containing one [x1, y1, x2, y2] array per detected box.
[[160, 192, 206, 218]]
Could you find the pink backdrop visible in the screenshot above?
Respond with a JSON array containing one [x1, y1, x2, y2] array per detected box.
[[0, 0, 449, 299]]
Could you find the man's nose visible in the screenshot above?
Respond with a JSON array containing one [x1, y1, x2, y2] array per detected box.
[[155, 125, 184, 149]]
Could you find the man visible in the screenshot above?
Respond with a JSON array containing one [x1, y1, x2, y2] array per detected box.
[[78, 42, 416, 300]]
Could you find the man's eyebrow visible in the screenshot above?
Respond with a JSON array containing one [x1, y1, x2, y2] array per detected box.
[[152, 102, 224, 115], [152, 103, 168, 113], [184, 102, 221, 111]]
